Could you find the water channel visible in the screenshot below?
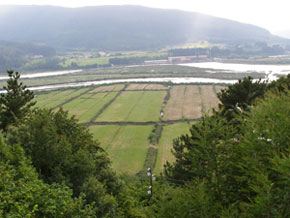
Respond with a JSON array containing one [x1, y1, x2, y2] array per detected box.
[[1, 62, 290, 91]]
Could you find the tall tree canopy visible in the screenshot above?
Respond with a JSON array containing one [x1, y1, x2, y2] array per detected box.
[[7, 108, 121, 217]]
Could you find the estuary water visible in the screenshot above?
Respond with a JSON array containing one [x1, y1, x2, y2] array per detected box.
[[1, 62, 289, 91], [0, 69, 82, 80], [180, 62, 290, 81]]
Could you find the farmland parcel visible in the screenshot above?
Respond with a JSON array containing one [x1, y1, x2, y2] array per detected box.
[[36, 83, 223, 174]]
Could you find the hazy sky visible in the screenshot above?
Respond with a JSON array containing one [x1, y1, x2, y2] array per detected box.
[[0, 0, 289, 36]]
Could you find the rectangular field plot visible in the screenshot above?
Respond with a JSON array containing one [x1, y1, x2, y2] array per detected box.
[[163, 85, 202, 120], [183, 86, 203, 119], [35, 88, 89, 109], [200, 85, 220, 113], [61, 91, 118, 123], [90, 125, 153, 175], [96, 91, 166, 122], [89, 84, 125, 93], [35, 90, 61, 107], [154, 123, 191, 174], [163, 86, 185, 120]]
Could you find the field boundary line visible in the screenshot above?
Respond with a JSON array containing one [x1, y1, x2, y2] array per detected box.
[[124, 89, 168, 92], [52, 87, 95, 110], [83, 118, 200, 126], [87, 121, 156, 126], [159, 86, 171, 120], [181, 85, 187, 119], [213, 85, 218, 95], [198, 86, 205, 114], [161, 118, 200, 124], [105, 126, 122, 151], [87, 84, 128, 125], [136, 146, 158, 179]]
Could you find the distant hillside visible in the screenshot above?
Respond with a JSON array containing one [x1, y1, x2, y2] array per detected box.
[[0, 40, 56, 72], [0, 5, 288, 51]]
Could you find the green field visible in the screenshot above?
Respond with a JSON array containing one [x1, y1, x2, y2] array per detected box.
[[35, 83, 222, 175], [154, 123, 192, 174], [60, 57, 111, 67], [90, 125, 153, 174], [36, 88, 90, 109], [62, 92, 118, 123], [96, 91, 166, 122], [59, 52, 167, 68], [89, 125, 121, 149]]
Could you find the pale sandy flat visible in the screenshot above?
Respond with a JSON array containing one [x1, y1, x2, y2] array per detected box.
[[163, 86, 185, 120], [200, 85, 220, 113], [183, 86, 202, 119]]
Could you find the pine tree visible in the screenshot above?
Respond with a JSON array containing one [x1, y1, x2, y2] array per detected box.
[[0, 70, 35, 130]]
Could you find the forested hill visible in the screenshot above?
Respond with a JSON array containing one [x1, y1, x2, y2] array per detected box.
[[0, 40, 56, 72], [0, 5, 287, 51]]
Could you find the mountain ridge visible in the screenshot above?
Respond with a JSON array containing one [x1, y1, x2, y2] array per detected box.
[[0, 5, 288, 51]]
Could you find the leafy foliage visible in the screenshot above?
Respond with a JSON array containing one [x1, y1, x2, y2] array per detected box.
[[217, 76, 267, 111], [148, 123, 163, 145], [161, 84, 290, 217], [147, 181, 222, 218], [267, 73, 290, 93], [164, 114, 236, 186], [0, 135, 96, 217], [7, 108, 121, 217]]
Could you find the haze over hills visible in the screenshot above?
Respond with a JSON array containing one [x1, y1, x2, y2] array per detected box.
[[0, 5, 288, 51]]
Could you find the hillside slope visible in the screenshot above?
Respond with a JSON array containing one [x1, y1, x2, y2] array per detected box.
[[0, 5, 286, 50]]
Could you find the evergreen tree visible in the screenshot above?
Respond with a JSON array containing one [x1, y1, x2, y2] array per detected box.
[[0, 70, 35, 130], [217, 76, 267, 120]]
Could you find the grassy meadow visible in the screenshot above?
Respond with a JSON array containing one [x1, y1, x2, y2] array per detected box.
[[154, 122, 192, 174]]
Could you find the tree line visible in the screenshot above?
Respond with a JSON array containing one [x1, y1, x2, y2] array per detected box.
[[169, 43, 286, 58]]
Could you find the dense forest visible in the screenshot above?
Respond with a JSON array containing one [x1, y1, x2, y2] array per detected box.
[[1, 70, 290, 217]]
